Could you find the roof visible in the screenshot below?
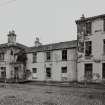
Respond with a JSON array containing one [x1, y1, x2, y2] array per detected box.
[[76, 14, 105, 24], [26, 40, 77, 53], [0, 43, 28, 50]]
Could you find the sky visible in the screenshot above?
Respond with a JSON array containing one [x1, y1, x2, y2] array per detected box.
[[0, 0, 105, 47]]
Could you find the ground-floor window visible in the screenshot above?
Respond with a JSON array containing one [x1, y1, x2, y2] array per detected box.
[[46, 68, 51, 78], [102, 63, 105, 79], [1, 67, 6, 79], [84, 64, 93, 80], [32, 68, 37, 73], [61, 67, 67, 73]]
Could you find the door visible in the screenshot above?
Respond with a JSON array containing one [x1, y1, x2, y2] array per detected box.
[[85, 64, 92, 80], [102, 63, 105, 79], [14, 67, 19, 80]]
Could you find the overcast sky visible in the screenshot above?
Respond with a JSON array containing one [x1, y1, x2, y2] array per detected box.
[[0, 0, 105, 46]]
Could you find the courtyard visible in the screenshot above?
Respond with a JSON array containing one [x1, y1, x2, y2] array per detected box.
[[0, 83, 104, 105]]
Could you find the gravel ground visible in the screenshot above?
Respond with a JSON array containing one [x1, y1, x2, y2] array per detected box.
[[0, 83, 104, 105]]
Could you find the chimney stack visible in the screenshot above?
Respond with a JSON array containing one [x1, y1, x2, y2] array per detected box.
[[8, 30, 16, 45], [35, 37, 42, 47], [80, 14, 85, 20]]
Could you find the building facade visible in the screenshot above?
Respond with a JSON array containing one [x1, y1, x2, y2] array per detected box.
[[76, 14, 105, 82], [0, 14, 105, 82], [0, 30, 28, 82], [26, 40, 77, 81]]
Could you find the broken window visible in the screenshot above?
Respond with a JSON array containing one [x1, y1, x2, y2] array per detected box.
[[86, 22, 92, 34], [85, 41, 92, 56]]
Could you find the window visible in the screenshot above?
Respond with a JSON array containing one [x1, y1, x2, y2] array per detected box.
[[46, 68, 51, 78], [103, 39, 105, 54], [33, 52, 37, 63], [46, 51, 51, 61], [61, 67, 67, 73], [1, 67, 6, 79], [10, 50, 13, 55], [86, 22, 91, 34], [32, 68, 37, 73], [1, 67, 6, 70], [103, 19, 105, 32], [62, 49, 67, 60], [85, 41, 92, 56], [85, 64, 93, 80], [0, 53, 4, 61]]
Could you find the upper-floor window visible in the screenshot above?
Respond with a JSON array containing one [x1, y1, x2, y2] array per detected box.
[[0, 53, 4, 61], [103, 39, 105, 54], [86, 22, 92, 34], [46, 51, 51, 61], [62, 49, 67, 61], [85, 41, 92, 56], [33, 52, 37, 63], [103, 19, 105, 32]]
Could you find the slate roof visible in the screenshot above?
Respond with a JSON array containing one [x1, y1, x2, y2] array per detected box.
[[26, 40, 77, 53], [76, 14, 105, 24]]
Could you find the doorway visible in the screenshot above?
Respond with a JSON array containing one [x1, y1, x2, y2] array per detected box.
[[85, 64, 92, 80]]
